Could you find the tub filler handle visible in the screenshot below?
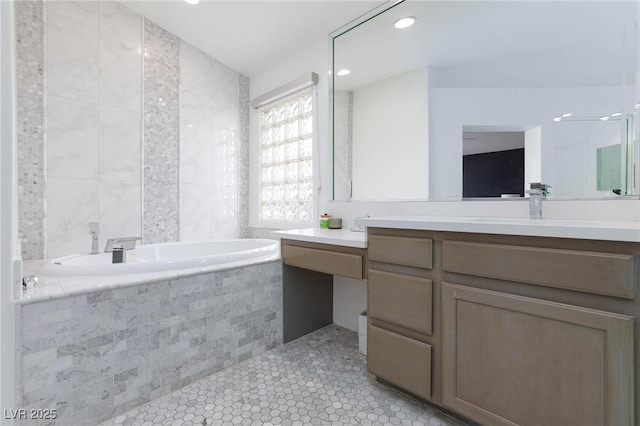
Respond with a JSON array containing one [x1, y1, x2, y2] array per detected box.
[[104, 236, 141, 264]]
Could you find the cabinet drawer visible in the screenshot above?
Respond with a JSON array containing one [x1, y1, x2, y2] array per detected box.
[[443, 240, 635, 299], [368, 325, 432, 400], [368, 235, 433, 269], [368, 270, 432, 335], [282, 244, 363, 279]]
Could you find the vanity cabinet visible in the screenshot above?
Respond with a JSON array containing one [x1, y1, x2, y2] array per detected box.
[[280, 238, 366, 343], [442, 282, 633, 426], [366, 230, 435, 401], [365, 227, 638, 426]]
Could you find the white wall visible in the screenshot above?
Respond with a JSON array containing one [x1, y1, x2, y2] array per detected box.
[[352, 68, 428, 200], [1, 0, 16, 414], [524, 127, 542, 194], [429, 86, 627, 200]]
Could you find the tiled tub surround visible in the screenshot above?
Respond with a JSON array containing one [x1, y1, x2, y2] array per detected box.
[[16, 0, 251, 260], [16, 261, 283, 425], [45, 1, 143, 259], [179, 42, 241, 242]]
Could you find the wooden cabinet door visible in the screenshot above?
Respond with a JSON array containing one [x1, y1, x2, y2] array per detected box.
[[442, 283, 634, 426]]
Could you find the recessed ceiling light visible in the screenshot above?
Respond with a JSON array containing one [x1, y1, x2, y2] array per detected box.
[[553, 117, 562, 122], [394, 16, 416, 29], [337, 69, 351, 77], [561, 113, 572, 118], [184, 0, 200, 4], [599, 116, 609, 121], [636, 103, 640, 109], [610, 112, 622, 117]]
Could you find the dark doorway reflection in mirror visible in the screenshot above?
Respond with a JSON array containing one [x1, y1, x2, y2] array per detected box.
[[462, 126, 541, 198]]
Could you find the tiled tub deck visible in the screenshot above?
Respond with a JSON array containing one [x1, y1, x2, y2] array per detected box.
[[15, 261, 283, 425]]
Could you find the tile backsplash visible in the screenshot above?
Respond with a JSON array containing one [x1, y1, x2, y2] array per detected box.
[[15, 1, 250, 260]]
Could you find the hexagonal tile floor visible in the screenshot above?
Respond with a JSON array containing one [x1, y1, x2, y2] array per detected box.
[[100, 325, 468, 426]]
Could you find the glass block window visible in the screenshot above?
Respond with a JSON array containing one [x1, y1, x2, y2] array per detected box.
[[259, 91, 313, 223]]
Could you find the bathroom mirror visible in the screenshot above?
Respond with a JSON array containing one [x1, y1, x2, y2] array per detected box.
[[331, 0, 640, 201]]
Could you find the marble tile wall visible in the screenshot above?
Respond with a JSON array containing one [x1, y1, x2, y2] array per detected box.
[[17, 0, 249, 260], [143, 19, 180, 244], [179, 42, 241, 242], [16, 261, 283, 425], [44, 1, 142, 259], [15, 0, 45, 260]]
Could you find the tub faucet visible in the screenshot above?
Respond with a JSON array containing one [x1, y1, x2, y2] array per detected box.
[[88, 222, 100, 254], [104, 236, 141, 264], [526, 183, 551, 219]]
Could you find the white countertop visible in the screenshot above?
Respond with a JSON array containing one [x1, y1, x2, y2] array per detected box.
[[354, 216, 640, 242], [273, 228, 367, 248]]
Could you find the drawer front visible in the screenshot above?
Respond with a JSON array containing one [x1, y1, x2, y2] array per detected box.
[[282, 244, 363, 279], [368, 325, 432, 400], [368, 235, 433, 269], [443, 240, 635, 299], [368, 270, 432, 335]]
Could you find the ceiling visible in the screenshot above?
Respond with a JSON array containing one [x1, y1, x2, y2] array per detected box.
[[120, 0, 383, 77], [334, 1, 639, 90]]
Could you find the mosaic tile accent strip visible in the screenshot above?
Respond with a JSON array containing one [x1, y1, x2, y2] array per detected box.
[[16, 261, 283, 425], [16, 0, 45, 260], [143, 19, 180, 244], [238, 74, 250, 238], [100, 326, 467, 426], [334, 90, 353, 201]]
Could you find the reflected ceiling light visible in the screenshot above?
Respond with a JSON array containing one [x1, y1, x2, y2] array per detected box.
[[394, 16, 416, 29], [561, 113, 572, 118], [553, 117, 562, 122], [337, 69, 351, 77], [636, 104, 640, 109], [599, 116, 610, 121], [610, 112, 622, 117], [184, 0, 200, 4]]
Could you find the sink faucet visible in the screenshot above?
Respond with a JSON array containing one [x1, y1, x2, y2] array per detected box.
[[88, 222, 100, 254], [526, 183, 551, 219], [104, 236, 141, 263]]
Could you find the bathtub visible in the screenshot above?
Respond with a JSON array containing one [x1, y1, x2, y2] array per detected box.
[[37, 238, 280, 276], [18, 239, 283, 425]]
